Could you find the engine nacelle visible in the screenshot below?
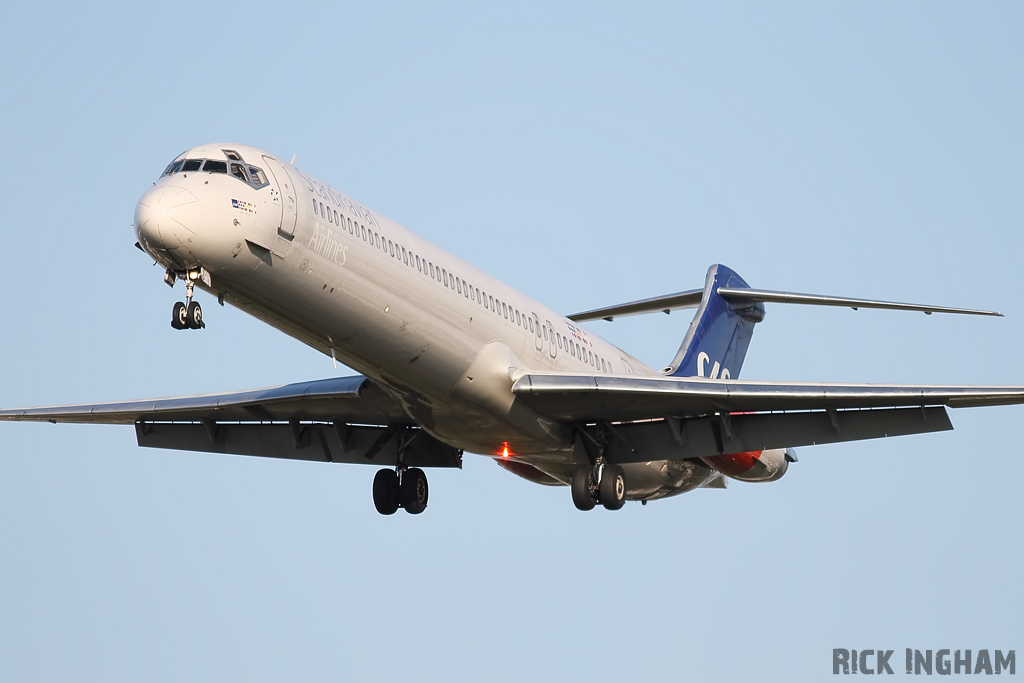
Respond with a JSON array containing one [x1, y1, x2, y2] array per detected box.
[[700, 448, 796, 483]]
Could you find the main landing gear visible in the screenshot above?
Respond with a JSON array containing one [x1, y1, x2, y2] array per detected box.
[[170, 271, 204, 330], [372, 467, 429, 515], [571, 464, 626, 511]]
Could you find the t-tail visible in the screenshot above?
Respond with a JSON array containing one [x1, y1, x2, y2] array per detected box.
[[666, 264, 764, 379], [565, 262, 1003, 381]]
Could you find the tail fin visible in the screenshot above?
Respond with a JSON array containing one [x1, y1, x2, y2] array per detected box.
[[666, 264, 765, 379]]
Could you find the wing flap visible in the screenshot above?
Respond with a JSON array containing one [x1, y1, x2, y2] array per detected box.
[[135, 422, 462, 468], [593, 407, 952, 465]]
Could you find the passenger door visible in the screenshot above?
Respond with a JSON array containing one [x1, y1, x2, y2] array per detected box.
[[261, 155, 298, 257]]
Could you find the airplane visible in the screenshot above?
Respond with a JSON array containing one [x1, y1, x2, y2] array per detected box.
[[3, 142, 1024, 516]]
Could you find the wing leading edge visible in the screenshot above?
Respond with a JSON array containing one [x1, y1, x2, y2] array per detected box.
[[512, 373, 1024, 423], [0, 375, 407, 425]]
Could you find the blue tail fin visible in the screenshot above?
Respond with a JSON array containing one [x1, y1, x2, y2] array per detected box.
[[667, 264, 765, 379]]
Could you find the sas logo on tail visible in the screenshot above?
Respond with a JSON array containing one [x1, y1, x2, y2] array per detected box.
[[697, 351, 731, 380], [231, 199, 256, 214]]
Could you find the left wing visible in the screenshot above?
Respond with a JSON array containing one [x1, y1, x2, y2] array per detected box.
[[511, 373, 1024, 463], [512, 373, 1024, 422]]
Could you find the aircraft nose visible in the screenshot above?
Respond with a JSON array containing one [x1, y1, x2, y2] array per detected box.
[[134, 184, 201, 253]]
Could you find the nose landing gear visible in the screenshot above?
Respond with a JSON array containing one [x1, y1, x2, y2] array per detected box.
[[168, 269, 205, 330]]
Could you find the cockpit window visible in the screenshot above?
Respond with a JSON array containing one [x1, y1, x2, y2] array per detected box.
[[230, 163, 249, 182], [248, 166, 268, 187], [159, 154, 268, 188]]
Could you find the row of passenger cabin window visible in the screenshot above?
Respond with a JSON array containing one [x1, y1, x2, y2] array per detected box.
[[312, 198, 612, 372], [544, 324, 611, 372], [162, 158, 269, 188]]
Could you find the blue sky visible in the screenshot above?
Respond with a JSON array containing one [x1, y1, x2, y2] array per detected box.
[[1, 2, 1021, 680]]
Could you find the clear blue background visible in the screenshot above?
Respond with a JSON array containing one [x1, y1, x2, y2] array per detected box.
[[1, 2, 1021, 680]]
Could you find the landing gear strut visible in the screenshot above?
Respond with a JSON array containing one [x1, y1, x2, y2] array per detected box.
[[169, 271, 204, 330], [372, 467, 428, 515], [570, 463, 627, 511]]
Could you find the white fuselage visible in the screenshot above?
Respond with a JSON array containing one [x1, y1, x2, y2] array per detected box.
[[134, 143, 657, 477]]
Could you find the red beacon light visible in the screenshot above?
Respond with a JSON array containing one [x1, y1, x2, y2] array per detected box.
[[500, 443, 510, 459]]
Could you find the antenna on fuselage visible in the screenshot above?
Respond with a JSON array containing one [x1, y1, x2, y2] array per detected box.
[[290, 154, 296, 165]]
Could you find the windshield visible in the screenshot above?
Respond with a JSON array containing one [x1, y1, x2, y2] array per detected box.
[[160, 152, 269, 189]]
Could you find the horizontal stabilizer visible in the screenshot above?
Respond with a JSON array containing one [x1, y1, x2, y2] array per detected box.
[[569, 289, 704, 322], [569, 285, 1001, 322], [717, 288, 1002, 317]]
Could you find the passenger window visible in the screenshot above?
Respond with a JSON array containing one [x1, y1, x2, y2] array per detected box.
[[489, 295, 494, 310], [589, 350, 594, 365], [181, 159, 202, 172], [529, 318, 534, 333], [223, 150, 242, 161], [608, 362, 613, 373], [601, 358, 606, 372], [230, 163, 249, 182], [442, 269, 448, 286], [203, 160, 228, 173], [402, 247, 408, 264], [334, 210, 339, 225], [515, 310, 521, 325], [429, 263, 435, 277], [475, 288, 480, 301], [312, 199, 318, 213], [320, 202, 325, 218], [375, 233, 380, 248], [416, 255, 421, 271], [389, 240, 394, 256], [543, 326, 548, 341], [361, 226, 367, 240], [502, 302, 508, 318], [248, 166, 268, 187]]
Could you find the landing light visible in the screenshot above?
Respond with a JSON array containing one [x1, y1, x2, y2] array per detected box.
[[188, 270, 200, 281]]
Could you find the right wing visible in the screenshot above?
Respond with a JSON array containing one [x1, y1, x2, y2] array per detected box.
[[0, 375, 406, 425], [0, 376, 461, 469]]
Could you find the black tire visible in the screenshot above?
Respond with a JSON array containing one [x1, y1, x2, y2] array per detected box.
[[372, 469, 400, 515], [171, 301, 187, 329], [401, 467, 428, 515], [570, 465, 596, 511], [186, 301, 203, 329], [600, 465, 627, 510]]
